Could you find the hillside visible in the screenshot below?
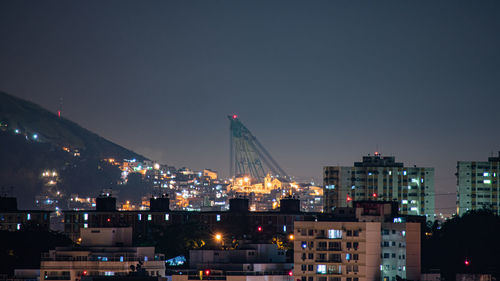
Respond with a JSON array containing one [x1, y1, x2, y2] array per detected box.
[[0, 91, 146, 161], [0, 91, 148, 208]]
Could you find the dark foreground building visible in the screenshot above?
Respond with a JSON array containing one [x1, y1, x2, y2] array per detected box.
[[63, 195, 322, 242], [0, 196, 51, 231]]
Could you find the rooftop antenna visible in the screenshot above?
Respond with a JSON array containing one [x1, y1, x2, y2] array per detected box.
[[57, 97, 63, 118]]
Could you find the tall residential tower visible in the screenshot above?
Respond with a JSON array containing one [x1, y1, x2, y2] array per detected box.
[[457, 152, 500, 216], [323, 154, 435, 220]]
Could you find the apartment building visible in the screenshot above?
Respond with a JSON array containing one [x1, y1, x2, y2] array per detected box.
[[457, 152, 500, 216], [324, 153, 435, 220], [0, 196, 51, 231], [293, 202, 420, 281], [63, 196, 319, 242], [40, 227, 165, 281]]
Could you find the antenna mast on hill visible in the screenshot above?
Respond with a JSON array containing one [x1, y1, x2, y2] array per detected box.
[[57, 97, 63, 118]]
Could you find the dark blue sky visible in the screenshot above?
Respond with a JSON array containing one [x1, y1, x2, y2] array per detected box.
[[1, 1, 499, 214]]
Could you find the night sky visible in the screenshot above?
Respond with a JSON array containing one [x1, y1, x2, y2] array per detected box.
[[1, 1, 499, 214]]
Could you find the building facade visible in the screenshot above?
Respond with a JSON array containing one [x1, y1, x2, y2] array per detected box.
[[0, 196, 51, 231], [324, 154, 435, 220], [189, 243, 290, 271], [293, 202, 421, 281], [457, 152, 500, 216], [63, 196, 320, 242], [40, 228, 165, 281]]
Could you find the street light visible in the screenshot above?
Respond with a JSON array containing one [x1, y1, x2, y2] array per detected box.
[[215, 233, 222, 241]]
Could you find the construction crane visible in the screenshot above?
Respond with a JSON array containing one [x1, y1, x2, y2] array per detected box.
[[228, 115, 289, 180]]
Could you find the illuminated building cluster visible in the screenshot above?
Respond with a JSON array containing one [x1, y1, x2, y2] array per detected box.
[[228, 174, 323, 212], [36, 170, 64, 216]]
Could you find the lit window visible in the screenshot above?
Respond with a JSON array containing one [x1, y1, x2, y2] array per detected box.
[[283, 225, 287, 232], [401, 200, 408, 204], [84, 213, 88, 221], [484, 172, 489, 177], [410, 207, 418, 211], [403, 171, 407, 176], [144, 256, 148, 261], [328, 229, 342, 239], [165, 214, 169, 221], [346, 253, 351, 260], [138, 214, 142, 221], [84, 223, 88, 228], [484, 179, 491, 184], [326, 185, 335, 190], [389, 171, 392, 176], [16, 223, 21, 230], [104, 272, 114, 276], [216, 214, 221, 221], [401, 231, 406, 237], [301, 241, 307, 249], [317, 265, 326, 274], [148, 214, 152, 221], [120, 256, 124, 262], [27, 214, 31, 220]]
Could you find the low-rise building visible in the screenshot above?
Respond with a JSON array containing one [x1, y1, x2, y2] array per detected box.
[[40, 227, 165, 281], [63, 196, 320, 242], [0, 196, 51, 231], [189, 243, 291, 271], [170, 242, 293, 281]]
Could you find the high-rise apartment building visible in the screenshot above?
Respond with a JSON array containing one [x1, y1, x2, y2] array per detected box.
[[457, 152, 500, 216], [293, 202, 421, 281], [323, 154, 435, 220]]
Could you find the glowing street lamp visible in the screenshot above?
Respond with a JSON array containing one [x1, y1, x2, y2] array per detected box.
[[215, 233, 222, 241]]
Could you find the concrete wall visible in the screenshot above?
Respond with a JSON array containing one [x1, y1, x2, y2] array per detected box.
[[405, 223, 421, 281], [81, 228, 133, 246]]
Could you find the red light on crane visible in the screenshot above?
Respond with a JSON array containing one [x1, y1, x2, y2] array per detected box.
[[232, 115, 238, 119]]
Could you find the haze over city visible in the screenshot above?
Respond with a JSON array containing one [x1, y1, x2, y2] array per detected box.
[[1, 1, 500, 215]]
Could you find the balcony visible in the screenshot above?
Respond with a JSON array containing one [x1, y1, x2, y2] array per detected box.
[[316, 247, 342, 251], [41, 256, 164, 262], [315, 259, 342, 263]]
